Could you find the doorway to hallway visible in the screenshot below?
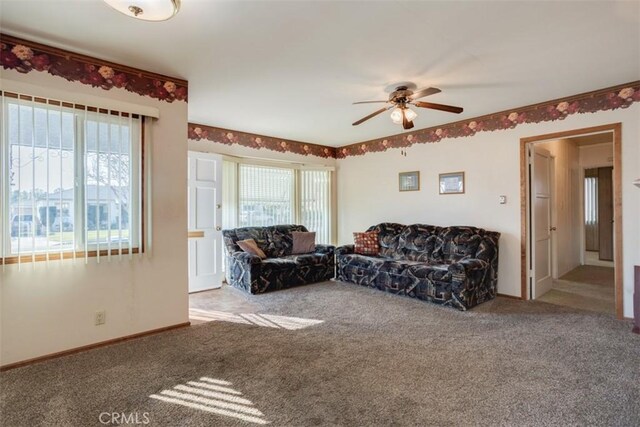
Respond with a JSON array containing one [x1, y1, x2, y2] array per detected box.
[[521, 124, 622, 318]]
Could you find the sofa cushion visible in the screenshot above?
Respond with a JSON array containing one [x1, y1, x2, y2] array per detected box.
[[263, 224, 307, 257], [262, 257, 298, 270], [436, 227, 485, 263], [378, 259, 425, 275], [398, 224, 442, 262], [235, 227, 269, 254], [236, 239, 267, 259], [292, 231, 316, 254], [354, 231, 380, 255], [366, 223, 406, 258], [284, 253, 330, 266]]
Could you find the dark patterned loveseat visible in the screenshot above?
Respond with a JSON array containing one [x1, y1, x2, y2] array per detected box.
[[336, 223, 500, 310], [223, 225, 335, 294]]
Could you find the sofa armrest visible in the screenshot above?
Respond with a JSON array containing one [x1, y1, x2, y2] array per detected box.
[[314, 244, 335, 256], [448, 259, 489, 291], [230, 251, 262, 265], [335, 244, 354, 256], [448, 258, 488, 274]]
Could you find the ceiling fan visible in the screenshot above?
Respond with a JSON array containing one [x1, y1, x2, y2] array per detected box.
[[352, 86, 463, 130]]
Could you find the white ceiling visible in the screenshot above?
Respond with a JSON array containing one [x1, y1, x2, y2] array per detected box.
[[1, 1, 639, 147]]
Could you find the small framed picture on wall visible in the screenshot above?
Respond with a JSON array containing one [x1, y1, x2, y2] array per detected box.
[[439, 171, 465, 194], [399, 171, 420, 192]]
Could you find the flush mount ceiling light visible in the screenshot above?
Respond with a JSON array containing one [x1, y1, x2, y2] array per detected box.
[[103, 0, 180, 21]]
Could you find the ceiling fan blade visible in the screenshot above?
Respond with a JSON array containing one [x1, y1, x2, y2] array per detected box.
[[413, 101, 463, 114], [409, 87, 441, 100], [353, 100, 389, 104], [402, 114, 414, 130], [352, 106, 391, 126]]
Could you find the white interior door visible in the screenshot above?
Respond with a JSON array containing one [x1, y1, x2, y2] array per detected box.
[[530, 146, 553, 298], [188, 151, 223, 293]]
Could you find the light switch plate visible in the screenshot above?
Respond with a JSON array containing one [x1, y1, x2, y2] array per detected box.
[[95, 310, 106, 326], [499, 195, 507, 204]]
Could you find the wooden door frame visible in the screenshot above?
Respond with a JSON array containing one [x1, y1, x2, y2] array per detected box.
[[520, 123, 623, 319]]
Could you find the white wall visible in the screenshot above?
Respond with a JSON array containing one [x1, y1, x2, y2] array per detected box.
[[1, 70, 189, 366], [337, 104, 640, 317], [580, 143, 614, 169], [537, 139, 581, 278]]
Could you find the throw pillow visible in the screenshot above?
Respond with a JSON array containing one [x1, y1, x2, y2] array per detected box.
[[237, 239, 267, 259], [292, 231, 316, 254], [353, 231, 380, 255]]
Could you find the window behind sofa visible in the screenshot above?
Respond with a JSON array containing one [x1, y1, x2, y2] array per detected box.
[[223, 160, 332, 244]]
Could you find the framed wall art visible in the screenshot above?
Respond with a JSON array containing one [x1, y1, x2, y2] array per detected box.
[[399, 171, 420, 192], [439, 171, 465, 194]]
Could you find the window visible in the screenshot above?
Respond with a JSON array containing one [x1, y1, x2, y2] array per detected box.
[[223, 160, 332, 244], [1, 92, 142, 264], [300, 169, 330, 244], [238, 164, 294, 227], [584, 176, 598, 225]]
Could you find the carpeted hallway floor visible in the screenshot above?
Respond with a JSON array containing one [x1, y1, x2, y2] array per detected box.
[[1, 281, 639, 426], [539, 265, 616, 315]]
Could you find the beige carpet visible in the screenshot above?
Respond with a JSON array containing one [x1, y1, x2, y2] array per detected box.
[[560, 265, 615, 287], [1, 281, 638, 426], [538, 265, 615, 315]]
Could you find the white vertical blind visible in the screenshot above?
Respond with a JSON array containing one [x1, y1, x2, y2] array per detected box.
[[585, 176, 598, 225], [222, 160, 238, 230], [238, 164, 294, 227], [1, 91, 141, 266], [300, 169, 330, 244]]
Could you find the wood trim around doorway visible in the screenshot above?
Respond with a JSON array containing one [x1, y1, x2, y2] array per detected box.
[[520, 123, 623, 319]]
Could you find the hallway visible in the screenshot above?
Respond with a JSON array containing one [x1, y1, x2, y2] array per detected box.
[[538, 265, 615, 315]]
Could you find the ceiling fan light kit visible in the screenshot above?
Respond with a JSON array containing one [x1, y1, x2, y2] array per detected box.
[[352, 85, 463, 130], [391, 107, 417, 125], [103, 0, 180, 21], [404, 108, 417, 122], [390, 108, 404, 124]]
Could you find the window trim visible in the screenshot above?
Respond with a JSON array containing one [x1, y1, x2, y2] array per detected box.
[[0, 91, 145, 265]]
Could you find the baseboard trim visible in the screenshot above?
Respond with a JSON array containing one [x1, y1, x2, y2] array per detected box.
[[0, 321, 191, 372], [497, 293, 523, 300]]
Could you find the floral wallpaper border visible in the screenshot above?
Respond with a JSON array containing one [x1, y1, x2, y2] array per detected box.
[[2, 33, 635, 156], [189, 81, 639, 160], [336, 81, 640, 158], [188, 123, 337, 159], [1, 34, 187, 103]]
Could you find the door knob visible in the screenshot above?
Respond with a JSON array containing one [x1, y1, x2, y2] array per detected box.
[[550, 227, 557, 231], [216, 226, 222, 231]]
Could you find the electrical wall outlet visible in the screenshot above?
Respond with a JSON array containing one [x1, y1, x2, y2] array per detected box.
[[499, 195, 507, 204], [95, 310, 106, 326]]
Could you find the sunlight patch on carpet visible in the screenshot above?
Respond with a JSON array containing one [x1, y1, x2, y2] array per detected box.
[[150, 377, 268, 424], [189, 308, 324, 330]]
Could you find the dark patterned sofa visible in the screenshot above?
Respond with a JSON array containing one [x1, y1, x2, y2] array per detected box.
[[223, 225, 335, 294], [336, 223, 500, 310]]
